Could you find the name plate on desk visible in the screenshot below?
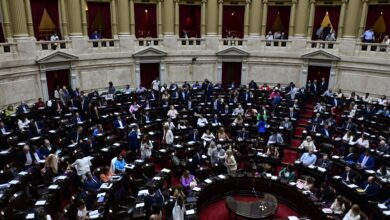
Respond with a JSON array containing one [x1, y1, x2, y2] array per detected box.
[[186, 209, 195, 215], [100, 183, 113, 190], [26, 213, 35, 219], [35, 200, 46, 206], [48, 185, 59, 190], [217, 175, 226, 179], [317, 167, 326, 172], [193, 187, 201, 192], [126, 164, 135, 169], [161, 168, 171, 173], [347, 184, 358, 189]]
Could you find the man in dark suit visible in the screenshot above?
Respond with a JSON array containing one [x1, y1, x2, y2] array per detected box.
[[128, 126, 139, 152], [311, 79, 318, 95], [362, 176, 380, 200], [113, 116, 126, 129], [342, 118, 356, 132], [341, 165, 358, 183], [321, 124, 332, 139], [237, 127, 249, 140], [319, 77, 328, 94], [211, 114, 220, 124], [329, 96, 342, 107], [73, 112, 84, 124], [143, 112, 153, 124], [280, 117, 293, 131], [362, 104, 375, 119], [357, 150, 375, 170], [188, 129, 199, 142], [241, 89, 253, 103], [178, 88, 188, 102], [316, 154, 332, 170], [307, 123, 320, 133], [16, 101, 30, 115], [221, 105, 230, 115], [149, 90, 158, 100], [287, 107, 298, 119], [81, 138, 96, 155], [191, 148, 203, 170], [16, 145, 37, 170], [0, 122, 10, 136], [76, 95, 89, 116]]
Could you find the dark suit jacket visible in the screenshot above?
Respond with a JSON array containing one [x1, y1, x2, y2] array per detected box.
[[358, 154, 375, 170], [113, 119, 126, 129], [362, 182, 380, 199], [16, 151, 36, 168]]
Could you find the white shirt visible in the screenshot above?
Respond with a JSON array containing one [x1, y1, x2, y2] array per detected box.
[[152, 80, 160, 91], [50, 35, 59, 41], [232, 108, 244, 116], [141, 140, 153, 159], [352, 138, 369, 148], [18, 119, 30, 130], [201, 133, 215, 141], [167, 109, 179, 119], [197, 118, 208, 127], [72, 157, 92, 176], [343, 210, 361, 220], [164, 130, 174, 145], [172, 202, 185, 220]]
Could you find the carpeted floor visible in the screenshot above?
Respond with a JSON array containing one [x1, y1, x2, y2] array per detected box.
[[199, 195, 300, 220], [281, 101, 314, 164]]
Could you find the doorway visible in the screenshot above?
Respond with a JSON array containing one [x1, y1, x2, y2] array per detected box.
[[46, 69, 70, 99], [140, 63, 160, 88], [307, 65, 330, 86], [222, 62, 242, 88]]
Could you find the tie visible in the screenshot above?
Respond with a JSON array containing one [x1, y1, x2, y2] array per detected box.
[[346, 172, 350, 182]]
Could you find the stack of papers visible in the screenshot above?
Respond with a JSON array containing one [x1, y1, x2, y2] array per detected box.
[[136, 203, 145, 208], [322, 208, 333, 214], [193, 187, 201, 192], [347, 184, 358, 188], [378, 203, 387, 209], [204, 179, 212, 184], [218, 175, 226, 179], [161, 168, 171, 173], [48, 185, 59, 190]]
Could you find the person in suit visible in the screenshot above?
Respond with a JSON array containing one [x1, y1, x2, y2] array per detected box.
[[186, 98, 194, 111], [307, 123, 320, 133], [321, 124, 333, 139], [81, 137, 96, 155], [28, 119, 42, 138], [248, 80, 258, 89], [113, 116, 126, 129], [38, 139, 52, 159], [267, 132, 284, 146], [221, 104, 230, 115], [144, 187, 164, 219], [377, 140, 390, 154], [312, 113, 323, 125], [319, 77, 328, 94], [16, 145, 37, 169], [0, 121, 10, 136], [357, 150, 375, 170], [316, 154, 332, 170], [280, 117, 293, 131], [143, 112, 153, 124], [188, 129, 199, 142], [191, 148, 203, 171], [211, 114, 220, 125], [342, 118, 356, 132], [128, 125, 139, 152], [362, 104, 375, 119], [341, 165, 358, 183], [73, 112, 84, 124], [16, 101, 29, 115], [237, 127, 249, 140], [311, 79, 318, 95], [287, 107, 298, 119], [362, 176, 380, 200], [241, 89, 253, 103]]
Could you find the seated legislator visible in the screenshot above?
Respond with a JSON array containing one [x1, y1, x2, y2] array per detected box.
[[279, 165, 295, 183], [356, 150, 375, 170], [300, 150, 317, 167], [180, 170, 197, 192]]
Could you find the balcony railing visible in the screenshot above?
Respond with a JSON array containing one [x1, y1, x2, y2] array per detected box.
[[36, 40, 71, 51], [88, 39, 119, 49], [262, 39, 291, 48], [220, 38, 247, 46], [356, 42, 390, 54], [178, 38, 205, 46], [0, 43, 17, 54], [136, 38, 163, 47], [307, 40, 338, 49]]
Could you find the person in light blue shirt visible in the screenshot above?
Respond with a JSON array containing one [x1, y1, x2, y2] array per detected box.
[[114, 154, 126, 173], [361, 28, 375, 43], [92, 124, 104, 137], [300, 150, 317, 167]]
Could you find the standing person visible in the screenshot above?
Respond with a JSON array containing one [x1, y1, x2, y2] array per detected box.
[[141, 135, 153, 160], [172, 196, 185, 220], [162, 123, 174, 145], [152, 77, 160, 92], [128, 125, 139, 153], [107, 81, 116, 94], [225, 146, 237, 176], [71, 152, 92, 181], [50, 32, 59, 50]]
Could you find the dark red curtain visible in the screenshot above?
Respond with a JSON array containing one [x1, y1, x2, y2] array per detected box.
[[30, 0, 61, 40], [307, 66, 330, 84], [266, 6, 291, 37], [87, 2, 112, 38], [222, 62, 242, 87], [135, 4, 157, 38], [179, 5, 201, 38], [140, 63, 160, 88], [46, 70, 70, 99], [222, 6, 245, 38], [312, 6, 340, 40], [366, 5, 390, 41], [0, 23, 5, 42]]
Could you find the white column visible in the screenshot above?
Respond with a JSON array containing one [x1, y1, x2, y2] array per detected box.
[[329, 62, 337, 90], [160, 61, 167, 84], [135, 61, 141, 86], [217, 59, 223, 82], [40, 69, 49, 101], [70, 64, 79, 90], [241, 59, 248, 85], [299, 61, 309, 88]]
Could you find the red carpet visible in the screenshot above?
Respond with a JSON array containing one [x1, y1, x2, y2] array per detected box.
[[281, 101, 313, 165], [199, 195, 300, 220]]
